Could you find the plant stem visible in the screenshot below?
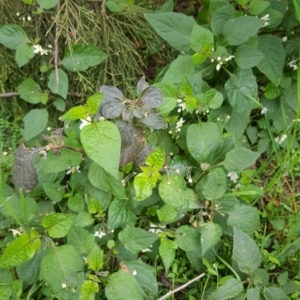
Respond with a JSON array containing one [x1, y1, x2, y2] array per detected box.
[[54, 0, 61, 85]]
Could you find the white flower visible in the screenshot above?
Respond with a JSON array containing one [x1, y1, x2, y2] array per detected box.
[[142, 248, 152, 253], [48, 44, 53, 48], [217, 56, 222, 61], [263, 21, 269, 27], [279, 134, 287, 144], [132, 270, 137, 275], [261, 107, 268, 115], [274, 137, 280, 143], [40, 48, 49, 55], [66, 166, 81, 174], [33, 44, 43, 54], [261, 14, 270, 21], [79, 116, 92, 129], [176, 117, 185, 129], [225, 55, 235, 62], [188, 177, 193, 183], [99, 116, 105, 122], [8, 229, 21, 237], [216, 64, 221, 71], [39, 150, 47, 159], [62, 282, 67, 289], [16, 12, 20, 16], [3, 151, 8, 156], [227, 171, 239, 183], [94, 231, 106, 238], [282, 36, 288, 42], [287, 59, 298, 71], [177, 102, 187, 112], [200, 163, 210, 171], [27, 16, 31, 21]]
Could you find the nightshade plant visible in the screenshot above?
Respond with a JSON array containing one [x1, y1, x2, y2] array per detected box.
[[0, 0, 300, 299]]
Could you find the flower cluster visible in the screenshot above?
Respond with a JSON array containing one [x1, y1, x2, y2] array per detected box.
[[274, 134, 287, 144], [212, 55, 235, 71], [33, 44, 51, 56], [261, 14, 271, 27], [177, 99, 187, 112]]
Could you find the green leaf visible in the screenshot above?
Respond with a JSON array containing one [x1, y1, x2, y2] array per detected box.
[[86, 93, 103, 114], [47, 69, 69, 99], [126, 259, 158, 299], [108, 198, 137, 229], [37, 0, 58, 9], [175, 225, 201, 251], [105, 271, 143, 300], [88, 162, 126, 199], [158, 175, 189, 208], [203, 168, 227, 200], [225, 109, 250, 139], [145, 12, 196, 52], [263, 287, 288, 300], [224, 69, 258, 113], [60, 44, 108, 71], [42, 213, 74, 238], [53, 98, 66, 112], [43, 182, 65, 202], [201, 222, 222, 255], [265, 82, 281, 99], [0, 24, 29, 49], [247, 287, 260, 300], [249, 1, 270, 15], [73, 211, 94, 228], [60, 105, 88, 121], [157, 204, 178, 224], [105, 0, 127, 12], [159, 237, 177, 273], [16, 44, 35, 67], [40, 245, 84, 294], [0, 233, 37, 268], [201, 89, 224, 109], [87, 244, 103, 271], [17, 78, 46, 104], [190, 24, 214, 56], [134, 173, 157, 201], [162, 55, 195, 84], [67, 226, 95, 254], [118, 224, 159, 253], [42, 148, 82, 173], [187, 122, 220, 163], [146, 148, 165, 170], [223, 16, 264, 45], [234, 45, 265, 69], [223, 146, 260, 172], [81, 121, 121, 178], [232, 227, 262, 274], [257, 35, 286, 86], [211, 278, 244, 300], [211, 4, 236, 35], [68, 193, 85, 212], [227, 204, 261, 234], [0, 270, 13, 298], [21, 109, 49, 141], [81, 280, 99, 300]]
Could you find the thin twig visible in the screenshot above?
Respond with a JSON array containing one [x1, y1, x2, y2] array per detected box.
[[54, 0, 61, 85], [158, 273, 205, 300]]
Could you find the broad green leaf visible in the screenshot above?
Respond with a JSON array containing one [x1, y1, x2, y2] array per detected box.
[[232, 227, 262, 274], [158, 0, 174, 12], [159, 237, 177, 273], [60, 44, 108, 71], [247, 287, 260, 300], [40, 245, 84, 295], [105, 271, 143, 300], [43, 182, 65, 202], [105, 0, 127, 12], [0, 233, 37, 268], [53, 98, 66, 111], [146, 148, 165, 170], [263, 287, 288, 300], [21, 109, 49, 141], [108, 198, 137, 229], [223, 16, 264, 45], [223, 146, 260, 172], [0, 24, 29, 49], [201, 89, 224, 109], [201, 222, 222, 255], [42, 213, 74, 238], [47, 69, 69, 99], [187, 122, 220, 163], [73, 211, 94, 228], [225, 109, 250, 139], [179, 78, 193, 97], [81, 280, 99, 300], [37, 0, 58, 9], [190, 24, 214, 56], [126, 259, 158, 299], [234, 45, 265, 69], [0, 269, 13, 298], [42, 148, 82, 173], [227, 204, 261, 234], [224, 69, 258, 114], [17, 78, 46, 104], [81, 121, 121, 178], [118, 224, 158, 253], [86, 93, 103, 114], [265, 82, 281, 99], [134, 173, 157, 201], [87, 244, 103, 271], [162, 55, 194, 84], [16, 44, 35, 67], [211, 278, 244, 300], [60, 105, 88, 121], [157, 204, 178, 224], [154, 82, 177, 116], [211, 4, 236, 35], [67, 226, 95, 254], [249, 1, 270, 15], [145, 12, 196, 52], [257, 35, 286, 86], [202, 168, 227, 200], [68, 193, 85, 212], [175, 225, 201, 251], [158, 175, 189, 208], [88, 162, 126, 199]]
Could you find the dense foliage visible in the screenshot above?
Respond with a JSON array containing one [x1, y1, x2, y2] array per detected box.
[[0, 0, 299, 299]]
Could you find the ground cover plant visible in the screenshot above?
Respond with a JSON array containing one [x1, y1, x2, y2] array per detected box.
[[0, 0, 300, 299]]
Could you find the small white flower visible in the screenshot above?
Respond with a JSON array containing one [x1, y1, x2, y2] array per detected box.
[[149, 227, 162, 234], [225, 55, 235, 62], [287, 59, 298, 71], [142, 248, 152, 253], [177, 102, 187, 112], [282, 36, 288, 42], [16, 12, 20, 16], [216, 64, 221, 71], [177, 98, 183, 103], [261, 107, 268, 115], [217, 56, 222, 61], [8, 229, 21, 237], [210, 58, 214, 62], [132, 270, 137, 275], [176, 168, 180, 173], [40, 48, 49, 55], [279, 134, 287, 144], [48, 44, 53, 48], [261, 14, 270, 21], [3, 151, 8, 156], [83, 256, 88, 264], [62, 282, 67, 289], [79, 116, 92, 130], [33, 44, 42, 54], [39, 150, 47, 159], [274, 137, 280, 143], [200, 163, 210, 171], [94, 231, 106, 238], [227, 171, 239, 183], [188, 177, 193, 183], [263, 21, 269, 27], [66, 166, 81, 174], [99, 116, 105, 122], [176, 117, 185, 128], [27, 16, 31, 21]]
